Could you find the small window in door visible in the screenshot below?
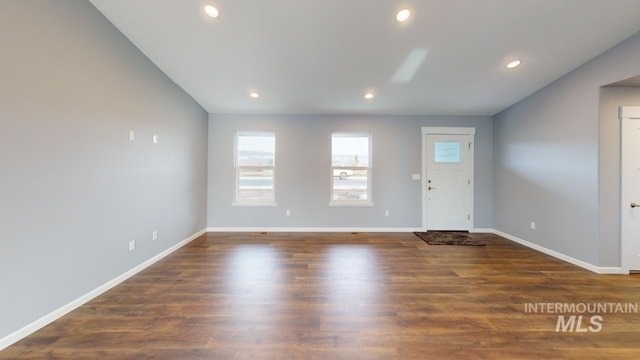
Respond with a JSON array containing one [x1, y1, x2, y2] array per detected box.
[[434, 142, 460, 163]]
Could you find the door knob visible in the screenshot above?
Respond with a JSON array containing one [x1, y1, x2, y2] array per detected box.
[[428, 186, 436, 190], [631, 202, 639, 208]]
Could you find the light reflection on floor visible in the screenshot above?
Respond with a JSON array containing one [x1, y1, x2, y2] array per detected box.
[[319, 245, 386, 328], [224, 245, 284, 331]]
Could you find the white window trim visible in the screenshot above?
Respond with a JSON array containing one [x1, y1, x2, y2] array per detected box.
[[233, 131, 277, 206], [421, 127, 476, 135], [330, 131, 373, 206]]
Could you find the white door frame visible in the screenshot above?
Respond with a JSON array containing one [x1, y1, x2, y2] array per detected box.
[[421, 127, 475, 230], [620, 106, 640, 273]]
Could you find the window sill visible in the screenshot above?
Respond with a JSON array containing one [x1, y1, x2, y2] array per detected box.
[[329, 201, 374, 207]]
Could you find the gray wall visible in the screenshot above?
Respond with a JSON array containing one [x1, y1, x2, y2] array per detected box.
[[494, 31, 640, 267], [598, 87, 640, 266], [208, 114, 493, 229], [0, 0, 208, 340]]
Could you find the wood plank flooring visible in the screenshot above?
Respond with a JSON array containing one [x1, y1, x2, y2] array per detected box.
[[2, 232, 640, 359]]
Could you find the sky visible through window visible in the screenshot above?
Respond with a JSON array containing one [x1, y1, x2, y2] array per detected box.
[[332, 135, 369, 166], [238, 135, 274, 153]]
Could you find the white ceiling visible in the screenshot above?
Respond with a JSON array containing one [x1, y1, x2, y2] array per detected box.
[[90, 0, 640, 116], [607, 75, 640, 87]]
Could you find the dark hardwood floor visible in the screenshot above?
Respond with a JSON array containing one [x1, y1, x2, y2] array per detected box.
[[2, 232, 640, 359]]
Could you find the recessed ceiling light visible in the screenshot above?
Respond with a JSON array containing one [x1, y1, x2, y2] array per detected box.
[[249, 92, 260, 99], [364, 92, 375, 100], [204, 4, 219, 18], [506, 60, 521, 69], [396, 9, 411, 22]]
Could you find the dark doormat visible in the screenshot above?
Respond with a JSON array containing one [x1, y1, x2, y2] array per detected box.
[[413, 231, 486, 246]]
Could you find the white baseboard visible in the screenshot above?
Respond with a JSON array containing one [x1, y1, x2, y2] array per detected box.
[[492, 229, 624, 274], [206, 227, 424, 233], [0, 228, 207, 351], [206, 227, 495, 233], [471, 228, 493, 233]]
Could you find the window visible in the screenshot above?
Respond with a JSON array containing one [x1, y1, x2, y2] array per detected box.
[[434, 141, 460, 163], [331, 132, 372, 205], [234, 132, 276, 205]]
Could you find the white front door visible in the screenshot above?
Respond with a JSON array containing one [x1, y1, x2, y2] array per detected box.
[[422, 128, 474, 230], [620, 106, 640, 273]]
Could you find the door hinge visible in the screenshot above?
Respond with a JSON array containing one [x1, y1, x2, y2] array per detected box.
[[468, 214, 470, 220], [468, 142, 472, 149], [468, 179, 471, 185]]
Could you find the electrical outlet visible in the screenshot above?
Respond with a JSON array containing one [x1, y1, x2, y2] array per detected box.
[[129, 240, 135, 251], [286, 210, 291, 217], [385, 210, 390, 216], [531, 222, 536, 230], [128, 130, 135, 141], [152, 230, 158, 241], [152, 134, 158, 144]]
